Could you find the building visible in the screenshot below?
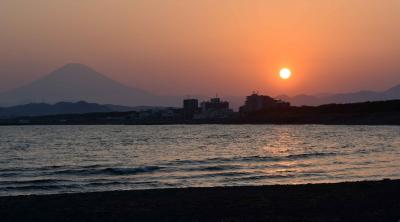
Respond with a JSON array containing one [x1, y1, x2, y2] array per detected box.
[[200, 97, 229, 112], [239, 93, 290, 113], [183, 98, 199, 119], [183, 99, 199, 111], [194, 97, 233, 120]]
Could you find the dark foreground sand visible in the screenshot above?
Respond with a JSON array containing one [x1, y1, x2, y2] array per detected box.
[[1, 179, 399, 222]]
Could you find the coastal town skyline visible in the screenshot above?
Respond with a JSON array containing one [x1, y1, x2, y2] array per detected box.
[[1, 1, 400, 221]]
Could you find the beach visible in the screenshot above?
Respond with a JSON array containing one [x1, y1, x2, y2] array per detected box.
[[1, 179, 399, 222]]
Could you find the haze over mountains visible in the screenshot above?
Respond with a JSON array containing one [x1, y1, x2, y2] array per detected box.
[[278, 85, 400, 106], [0, 63, 180, 107], [0, 63, 400, 108]]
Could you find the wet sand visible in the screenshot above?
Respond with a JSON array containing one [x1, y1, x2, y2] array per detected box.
[[0, 179, 399, 222]]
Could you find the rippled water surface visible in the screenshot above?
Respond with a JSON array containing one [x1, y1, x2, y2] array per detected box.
[[1, 125, 399, 196]]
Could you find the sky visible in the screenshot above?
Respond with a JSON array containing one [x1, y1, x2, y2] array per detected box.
[[1, 0, 400, 97]]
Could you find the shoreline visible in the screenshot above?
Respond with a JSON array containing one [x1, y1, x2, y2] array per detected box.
[[2, 99, 400, 126], [1, 179, 399, 221], [2, 122, 400, 126]]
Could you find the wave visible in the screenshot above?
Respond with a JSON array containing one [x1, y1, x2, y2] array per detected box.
[[184, 165, 242, 172], [102, 166, 162, 175], [286, 152, 337, 159], [0, 164, 97, 173], [0, 165, 165, 181], [0, 184, 81, 191], [0, 172, 19, 177], [55, 166, 163, 176], [227, 174, 294, 181], [0, 152, 338, 180], [169, 152, 338, 166], [176, 171, 251, 179]]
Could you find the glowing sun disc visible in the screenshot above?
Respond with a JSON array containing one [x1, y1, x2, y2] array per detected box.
[[279, 68, 292, 79]]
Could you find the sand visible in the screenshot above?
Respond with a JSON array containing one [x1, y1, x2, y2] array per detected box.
[[1, 179, 399, 222]]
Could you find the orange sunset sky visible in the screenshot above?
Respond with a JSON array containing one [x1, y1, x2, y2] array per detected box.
[[1, 0, 400, 97]]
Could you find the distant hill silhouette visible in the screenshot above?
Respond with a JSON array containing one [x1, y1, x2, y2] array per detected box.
[[0, 101, 157, 118], [0, 63, 181, 107], [277, 84, 400, 106], [2, 100, 400, 125]]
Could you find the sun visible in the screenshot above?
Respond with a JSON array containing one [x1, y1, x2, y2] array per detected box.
[[279, 68, 292, 80]]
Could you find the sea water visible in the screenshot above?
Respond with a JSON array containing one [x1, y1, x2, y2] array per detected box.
[[0, 125, 399, 196]]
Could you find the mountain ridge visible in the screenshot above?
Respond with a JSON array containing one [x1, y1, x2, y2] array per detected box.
[[0, 101, 111, 118], [277, 84, 400, 106], [0, 101, 170, 118], [1, 63, 399, 107], [0, 63, 180, 107]]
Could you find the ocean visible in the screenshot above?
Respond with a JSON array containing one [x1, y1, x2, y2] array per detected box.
[[0, 125, 399, 196]]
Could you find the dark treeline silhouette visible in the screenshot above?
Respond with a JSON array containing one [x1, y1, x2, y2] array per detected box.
[[1, 99, 400, 125], [235, 100, 400, 125], [0, 101, 111, 118]]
